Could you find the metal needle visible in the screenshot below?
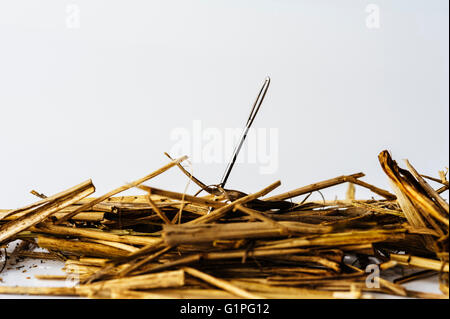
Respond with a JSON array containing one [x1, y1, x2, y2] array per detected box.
[[219, 76, 271, 188]]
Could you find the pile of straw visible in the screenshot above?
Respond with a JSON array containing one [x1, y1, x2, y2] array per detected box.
[[0, 150, 448, 299]]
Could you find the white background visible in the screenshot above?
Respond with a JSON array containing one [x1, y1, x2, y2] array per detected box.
[[0, 0, 448, 297]]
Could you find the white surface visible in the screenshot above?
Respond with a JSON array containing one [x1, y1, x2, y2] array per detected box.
[[0, 0, 448, 298], [0, 0, 448, 206], [0, 240, 75, 299]]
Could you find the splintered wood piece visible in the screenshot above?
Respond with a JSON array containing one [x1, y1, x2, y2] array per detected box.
[[229, 280, 337, 299], [379, 278, 407, 297], [257, 229, 406, 250], [0, 180, 95, 244], [0, 286, 88, 297], [55, 155, 188, 224], [37, 236, 131, 258], [88, 269, 185, 290], [0, 210, 104, 222], [379, 151, 448, 230], [138, 185, 225, 208], [0, 270, 184, 297], [163, 221, 332, 245], [265, 173, 365, 201], [15, 251, 65, 261], [420, 173, 449, 187], [33, 224, 160, 246], [390, 254, 449, 272], [182, 267, 263, 299], [0, 180, 94, 221], [145, 194, 171, 224], [344, 176, 396, 200], [405, 159, 449, 214]]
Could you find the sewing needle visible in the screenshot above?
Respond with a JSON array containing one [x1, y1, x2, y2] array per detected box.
[[219, 76, 271, 189]]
